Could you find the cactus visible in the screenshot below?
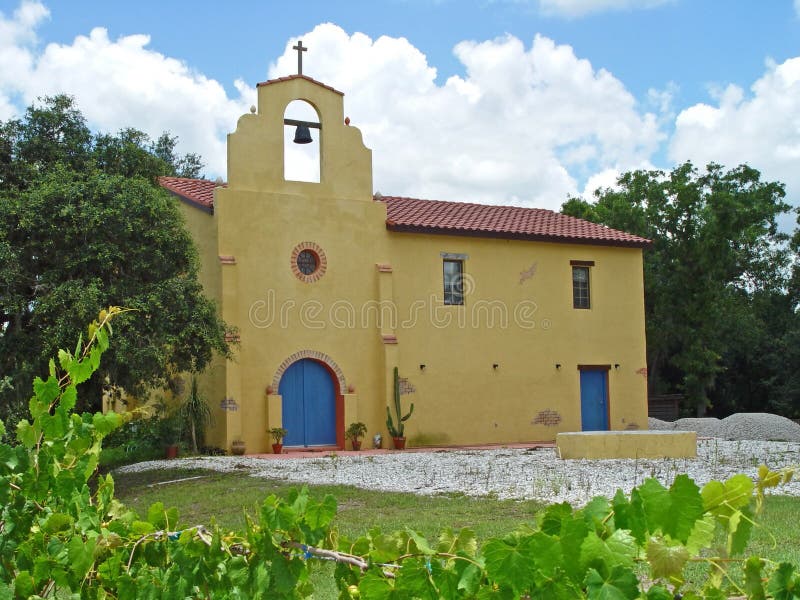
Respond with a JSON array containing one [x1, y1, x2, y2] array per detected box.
[[386, 367, 414, 438]]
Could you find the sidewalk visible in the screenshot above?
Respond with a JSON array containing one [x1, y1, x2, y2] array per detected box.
[[249, 441, 556, 460]]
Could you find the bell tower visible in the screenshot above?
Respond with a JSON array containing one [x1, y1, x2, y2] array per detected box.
[[226, 42, 373, 201]]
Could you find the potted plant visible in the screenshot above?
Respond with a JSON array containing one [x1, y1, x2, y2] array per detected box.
[[346, 422, 368, 451], [159, 414, 183, 459], [230, 439, 246, 455], [386, 367, 414, 450], [269, 427, 287, 454]]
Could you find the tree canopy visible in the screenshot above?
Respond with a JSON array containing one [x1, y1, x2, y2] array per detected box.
[[0, 95, 227, 425], [562, 162, 799, 417]]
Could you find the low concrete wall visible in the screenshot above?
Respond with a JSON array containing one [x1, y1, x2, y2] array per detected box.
[[557, 430, 697, 459]]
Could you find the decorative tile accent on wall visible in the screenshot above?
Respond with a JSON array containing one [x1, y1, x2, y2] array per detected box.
[[290, 241, 328, 283], [381, 334, 398, 344], [636, 367, 648, 377], [398, 377, 416, 395], [220, 397, 239, 411], [218, 255, 237, 265], [532, 409, 562, 426], [519, 261, 537, 284], [375, 263, 393, 272], [272, 349, 346, 392], [625, 422, 640, 430]]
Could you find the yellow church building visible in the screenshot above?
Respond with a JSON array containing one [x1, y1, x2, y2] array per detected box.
[[158, 52, 651, 454]]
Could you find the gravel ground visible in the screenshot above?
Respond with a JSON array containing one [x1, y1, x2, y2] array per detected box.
[[116, 438, 800, 506], [648, 413, 800, 442]]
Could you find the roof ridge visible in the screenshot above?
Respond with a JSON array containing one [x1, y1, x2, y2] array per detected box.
[[256, 74, 344, 96], [377, 194, 555, 214]]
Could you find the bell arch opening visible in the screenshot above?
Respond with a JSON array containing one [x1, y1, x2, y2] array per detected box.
[[283, 99, 321, 183]]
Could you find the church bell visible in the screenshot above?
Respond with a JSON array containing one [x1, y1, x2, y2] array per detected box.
[[293, 124, 313, 144]]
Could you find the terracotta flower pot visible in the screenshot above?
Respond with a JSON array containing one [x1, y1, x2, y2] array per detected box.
[[165, 445, 179, 459], [231, 441, 246, 455], [392, 436, 406, 450], [272, 443, 283, 454], [351, 440, 361, 451]]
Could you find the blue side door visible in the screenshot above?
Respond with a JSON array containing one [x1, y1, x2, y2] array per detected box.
[[279, 359, 337, 447], [580, 369, 609, 431]]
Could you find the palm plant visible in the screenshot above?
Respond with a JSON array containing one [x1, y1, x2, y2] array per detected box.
[[181, 374, 212, 454]]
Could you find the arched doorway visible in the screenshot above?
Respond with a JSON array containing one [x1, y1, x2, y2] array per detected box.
[[279, 358, 337, 447]]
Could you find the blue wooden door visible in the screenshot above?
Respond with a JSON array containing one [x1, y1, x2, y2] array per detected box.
[[580, 370, 609, 431], [279, 359, 336, 447]]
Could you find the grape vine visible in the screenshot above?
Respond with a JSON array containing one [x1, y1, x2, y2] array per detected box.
[[0, 308, 798, 598]]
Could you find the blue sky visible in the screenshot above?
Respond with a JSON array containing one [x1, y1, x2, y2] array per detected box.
[[1, 0, 799, 219]]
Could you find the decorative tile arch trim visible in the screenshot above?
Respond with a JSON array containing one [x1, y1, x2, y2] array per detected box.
[[291, 241, 327, 283], [272, 350, 346, 392]]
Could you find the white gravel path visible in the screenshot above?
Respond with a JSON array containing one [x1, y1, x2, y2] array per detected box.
[[116, 438, 800, 506]]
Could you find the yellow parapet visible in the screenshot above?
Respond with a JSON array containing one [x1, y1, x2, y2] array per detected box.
[[557, 431, 697, 459]]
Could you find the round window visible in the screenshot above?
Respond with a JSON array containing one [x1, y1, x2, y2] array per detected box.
[[296, 250, 318, 275], [291, 242, 327, 283]]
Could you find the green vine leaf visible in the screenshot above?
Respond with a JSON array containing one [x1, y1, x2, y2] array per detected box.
[[728, 505, 755, 557], [645, 535, 690, 579], [483, 535, 536, 594], [580, 529, 637, 577], [437, 527, 477, 557], [369, 532, 405, 565], [612, 489, 647, 545], [767, 562, 800, 600], [685, 514, 715, 555], [406, 529, 435, 556], [744, 556, 766, 600], [358, 571, 404, 600], [584, 565, 640, 600], [304, 493, 337, 531], [702, 473, 753, 518], [643, 584, 674, 599], [395, 557, 439, 600]]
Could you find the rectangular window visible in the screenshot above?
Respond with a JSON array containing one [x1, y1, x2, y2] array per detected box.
[[572, 266, 590, 309], [443, 259, 464, 305]]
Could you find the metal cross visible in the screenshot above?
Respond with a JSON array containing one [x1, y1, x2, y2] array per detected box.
[[292, 40, 307, 75]]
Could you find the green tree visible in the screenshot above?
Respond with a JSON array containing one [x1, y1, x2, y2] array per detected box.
[[562, 162, 793, 416], [0, 95, 204, 190], [153, 132, 205, 178], [0, 95, 227, 424]]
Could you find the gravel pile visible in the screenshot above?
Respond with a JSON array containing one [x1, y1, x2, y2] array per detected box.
[[673, 418, 725, 438], [647, 417, 674, 431], [723, 413, 800, 442], [117, 438, 800, 507], [649, 412, 800, 442]]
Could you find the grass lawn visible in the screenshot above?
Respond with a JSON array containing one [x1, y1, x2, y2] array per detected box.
[[112, 468, 800, 597], [112, 468, 545, 541]]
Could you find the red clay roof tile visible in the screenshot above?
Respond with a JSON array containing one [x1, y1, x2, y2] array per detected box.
[[157, 178, 650, 247], [159, 176, 222, 213], [380, 196, 651, 248]]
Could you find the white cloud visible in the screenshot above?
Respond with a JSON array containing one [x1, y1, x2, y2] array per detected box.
[[0, 0, 48, 119], [1, 5, 664, 210], [0, 2, 253, 175], [538, 0, 673, 18], [795, 0, 800, 18], [582, 168, 621, 197], [270, 25, 663, 209], [669, 57, 800, 212]]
